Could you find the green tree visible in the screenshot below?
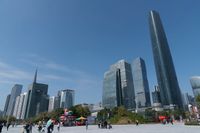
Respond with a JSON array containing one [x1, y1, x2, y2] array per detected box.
[[69, 105, 91, 118]]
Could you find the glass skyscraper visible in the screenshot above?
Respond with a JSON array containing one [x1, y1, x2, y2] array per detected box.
[[59, 89, 75, 109], [6, 84, 22, 116], [24, 70, 49, 118], [102, 60, 135, 110], [132, 57, 151, 108], [190, 76, 200, 98], [149, 10, 182, 108]]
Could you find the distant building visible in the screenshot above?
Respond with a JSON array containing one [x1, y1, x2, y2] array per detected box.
[[59, 89, 75, 109], [21, 93, 28, 119], [24, 70, 49, 119], [152, 86, 162, 111], [190, 76, 200, 98], [132, 57, 151, 108], [3, 94, 11, 116], [149, 10, 182, 109], [48, 96, 55, 112], [13, 93, 27, 119], [13, 96, 20, 118], [6, 84, 22, 116], [102, 59, 135, 110], [0, 110, 3, 117], [152, 86, 161, 104]]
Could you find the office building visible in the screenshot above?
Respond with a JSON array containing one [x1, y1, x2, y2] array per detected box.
[[149, 10, 182, 108], [59, 89, 75, 109], [132, 57, 151, 108], [6, 84, 22, 116], [190, 76, 200, 98], [3, 94, 11, 116], [24, 70, 49, 118], [48, 96, 55, 112], [13, 93, 27, 119], [102, 60, 135, 110]]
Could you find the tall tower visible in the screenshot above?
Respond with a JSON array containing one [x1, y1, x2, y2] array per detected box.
[[102, 60, 135, 110], [6, 84, 22, 116], [149, 10, 182, 108], [132, 57, 151, 108], [24, 69, 49, 118]]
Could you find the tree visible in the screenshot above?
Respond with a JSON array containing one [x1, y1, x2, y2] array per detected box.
[[69, 105, 91, 118]]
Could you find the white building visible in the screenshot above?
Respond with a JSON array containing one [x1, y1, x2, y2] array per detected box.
[[48, 96, 55, 112]]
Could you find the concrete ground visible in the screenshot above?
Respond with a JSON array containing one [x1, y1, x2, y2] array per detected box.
[[1, 123, 200, 133]]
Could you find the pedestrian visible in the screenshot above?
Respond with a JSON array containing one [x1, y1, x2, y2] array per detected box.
[[108, 122, 112, 129], [104, 121, 107, 129], [98, 121, 101, 128], [47, 119, 54, 133], [136, 120, 139, 126], [0, 122, 3, 133], [24, 123, 30, 133], [170, 118, 173, 125], [85, 120, 88, 130], [57, 121, 61, 132], [6, 123, 10, 131]]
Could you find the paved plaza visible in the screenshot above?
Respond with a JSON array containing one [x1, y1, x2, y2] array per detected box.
[[1, 123, 200, 133]]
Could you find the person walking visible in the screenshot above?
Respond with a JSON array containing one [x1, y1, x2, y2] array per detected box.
[[85, 120, 88, 130], [6, 123, 10, 131], [0, 122, 3, 133], [57, 121, 61, 132], [136, 120, 139, 126], [47, 119, 54, 133], [24, 123, 30, 133]]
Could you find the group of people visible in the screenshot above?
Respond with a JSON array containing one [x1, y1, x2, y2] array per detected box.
[[162, 118, 174, 125], [37, 119, 61, 133], [98, 121, 112, 129]]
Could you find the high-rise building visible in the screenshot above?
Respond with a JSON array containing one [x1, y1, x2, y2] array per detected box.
[[13, 93, 27, 119], [21, 93, 28, 119], [190, 76, 200, 98], [6, 84, 22, 116], [149, 10, 182, 108], [48, 96, 55, 112], [3, 94, 11, 116], [102, 60, 135, 110], [132, 57, 151, 108], [152, 85, 161, 104], [59, 89, 75, 109], [24, 70, 49, 118], [13, 96, 20, 118]]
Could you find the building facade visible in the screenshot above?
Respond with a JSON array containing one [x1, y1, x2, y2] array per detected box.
[[149, 10, 182, 108], [102, 60, 135, 110], [59, 89, 75, 109], [6, 84, 22, 116], [48, 96, 55, 112], [132, 57, 151, 108], [3, 94, 11, 116], [190, 76, 200, 98], [13, 93, 27, 119], [24, 70, 49, 118]]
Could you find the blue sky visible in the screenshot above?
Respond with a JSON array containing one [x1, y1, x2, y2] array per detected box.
[[0, 0, 200, 110]]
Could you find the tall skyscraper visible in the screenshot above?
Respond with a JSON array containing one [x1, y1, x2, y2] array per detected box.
[[13, 93, 27, 119], [48, 96, 55, 112], [6, 84, 22, 116], [24, 70, 49, 118], [152, 85, 161, 104], [21, 93, 28, 119], [59, 89, 75, 109], [149, 10, 182, 108], [3, 94, 11, 116], [102, 60, 135, 110], [132, 57, 151, 108], [13, 96, 20, 118], [190, 76, 200, 98]]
